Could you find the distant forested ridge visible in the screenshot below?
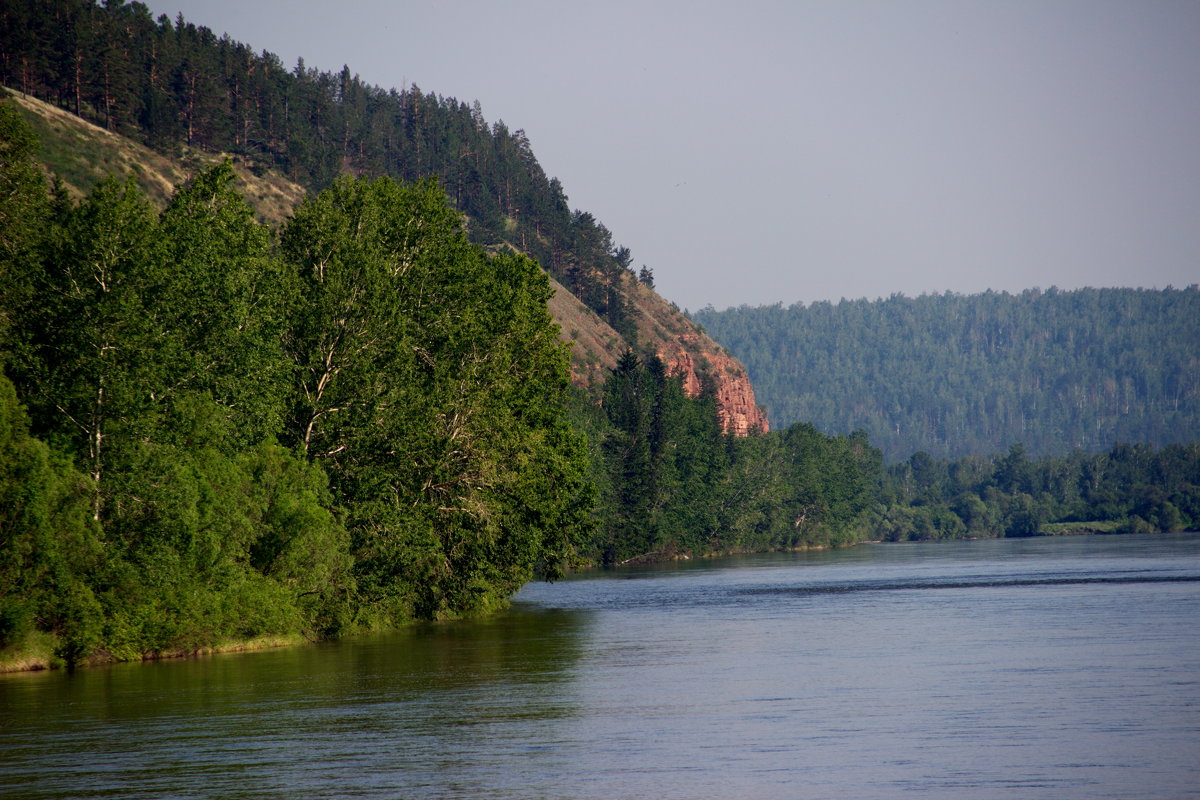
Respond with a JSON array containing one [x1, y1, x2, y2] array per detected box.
[[0, 0, 642, 343], [693, 288, 1200, 462]]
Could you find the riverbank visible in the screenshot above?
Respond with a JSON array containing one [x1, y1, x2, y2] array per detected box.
[[0, 633, 307, 675], [1039, 519, 1138, 535], [3, 525, 1180, 675]]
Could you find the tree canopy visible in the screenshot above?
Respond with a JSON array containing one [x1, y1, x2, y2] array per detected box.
[[0, 0, 642, 342], [0, 103, 591, 666], [694, 289, 1200, 461]]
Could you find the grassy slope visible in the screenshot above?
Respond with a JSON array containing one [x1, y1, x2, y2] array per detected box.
[[7, 88, 305, 226]]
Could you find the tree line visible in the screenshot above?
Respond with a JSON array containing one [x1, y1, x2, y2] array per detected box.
[[575, 351, 882, 565], [877, 442, 1200, 541], [575, 349, 1199, 562], [4, 0, 1198, 670], [0, 0, 645, 344], [693, 288, 1200, 462], [1, 100, 591, 666], [3, 94, 1196, 670], [1, 100, 886, 668]]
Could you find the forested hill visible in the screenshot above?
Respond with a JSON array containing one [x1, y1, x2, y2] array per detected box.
[[0, 1, 603, 296], [0, 0, 766, 433], [0, 99, 868, 669], [693, 288, 1200, 462]]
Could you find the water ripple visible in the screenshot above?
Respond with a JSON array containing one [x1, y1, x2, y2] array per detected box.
[[739, 573, 1200, 596]]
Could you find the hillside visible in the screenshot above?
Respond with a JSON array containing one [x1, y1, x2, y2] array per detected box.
[[8, 89, 304, 224], [694, 288, 1199, 461], [7, 86, 766, 434], [0, 0, 767, 434]]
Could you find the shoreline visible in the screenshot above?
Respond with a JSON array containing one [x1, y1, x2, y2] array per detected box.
[[5, 527, 1188, 676], [0, 633, 308, 676]]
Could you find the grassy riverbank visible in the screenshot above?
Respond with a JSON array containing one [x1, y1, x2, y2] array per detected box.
[[0, 633, 307, 674], [1039, 520, 1127, 536]]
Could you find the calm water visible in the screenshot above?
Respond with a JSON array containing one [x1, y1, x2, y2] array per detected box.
[[2, 534, 1198, 799]]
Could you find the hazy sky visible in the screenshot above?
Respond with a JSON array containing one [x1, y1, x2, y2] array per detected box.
[[141, 0, 1200, 311]]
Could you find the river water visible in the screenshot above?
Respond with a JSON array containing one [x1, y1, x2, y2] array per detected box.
[[2, 533, 1198, 799]]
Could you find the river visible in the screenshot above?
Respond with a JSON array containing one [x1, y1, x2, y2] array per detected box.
[[2, 533, 1198, 799]]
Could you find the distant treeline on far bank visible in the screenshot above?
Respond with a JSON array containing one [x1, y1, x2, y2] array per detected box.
[[694, 287, 1199, 462]]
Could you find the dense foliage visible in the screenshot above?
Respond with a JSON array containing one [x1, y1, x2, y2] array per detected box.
[[0, 101, 591, 666], [578, 351, 1200, 560], [0, 0, 642, 342], [577, 352, 884, 565], [693, 289, 1200, 462], [877, 442, 1200, 541]]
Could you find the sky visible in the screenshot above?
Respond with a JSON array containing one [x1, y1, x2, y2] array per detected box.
[[140, 0, 1200, 312]]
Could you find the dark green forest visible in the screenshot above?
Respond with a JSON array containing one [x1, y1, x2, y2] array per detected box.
[[693, 289, 1200, 462], [575, 351, 882, 565], [580, 343, 1200, 551], [878, 442, 1200, 541], [0, 99, 593, 666], [0, 0, 645, 343]]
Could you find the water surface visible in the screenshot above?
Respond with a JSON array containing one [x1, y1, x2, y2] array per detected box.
[[2, 533, 1198, 799]]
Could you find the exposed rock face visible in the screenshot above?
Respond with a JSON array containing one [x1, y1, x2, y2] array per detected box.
[[717, 370, 770, 436], [654, 333, 769, 436], [624, 274, 768, 435], [556, 271, 769, 436]]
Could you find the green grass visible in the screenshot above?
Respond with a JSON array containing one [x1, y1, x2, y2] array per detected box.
[[0, 631, 63, 673], [1039, 519, 1125, 535]]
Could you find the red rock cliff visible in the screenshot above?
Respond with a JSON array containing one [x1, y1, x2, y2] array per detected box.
[[552, 271, 768, 436], [655, 334, 769, 436]]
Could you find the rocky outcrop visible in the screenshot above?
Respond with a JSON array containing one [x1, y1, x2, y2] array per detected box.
[[709, 357, 770, 436], [653, 333, 769, 436], [560, 271, 769, 436], [549, 269, 768, 435]]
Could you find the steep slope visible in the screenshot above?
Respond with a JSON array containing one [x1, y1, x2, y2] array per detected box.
[[546, 272, 625, 387], [8, 90, 304, 225], [623, 274, 768, 435], [8, 87, 768, 434]]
